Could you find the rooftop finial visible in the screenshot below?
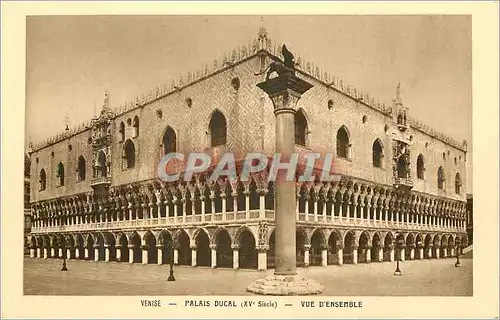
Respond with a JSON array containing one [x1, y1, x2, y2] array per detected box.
[[395, 81, 402, 104], [64, 116, 70, 131], [103, 90, 110, 108]]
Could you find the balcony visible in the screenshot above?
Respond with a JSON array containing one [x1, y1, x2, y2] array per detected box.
[[394, 177, 413, 190], [90, 176, 111, 187]]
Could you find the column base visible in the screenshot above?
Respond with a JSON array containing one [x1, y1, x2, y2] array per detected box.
[[246, 274, 324, 296]]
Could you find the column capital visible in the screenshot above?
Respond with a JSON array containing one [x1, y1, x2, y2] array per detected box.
[[303, 244, 311, 250], [140, 244, 149, 250], [209, 244, 217, 250], [156, 245, 163, 249], [189, 244, 197, 250], [256, 245, 269, 252], [231, 244, 240, 250], [127, 244, 136, 249]]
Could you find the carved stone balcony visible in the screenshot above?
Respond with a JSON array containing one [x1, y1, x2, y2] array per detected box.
[[90, 176, 111, 187], [394, 177, 413, 190]]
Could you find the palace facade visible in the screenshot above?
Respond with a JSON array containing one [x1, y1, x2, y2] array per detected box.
[[27, 28, 469, 270]]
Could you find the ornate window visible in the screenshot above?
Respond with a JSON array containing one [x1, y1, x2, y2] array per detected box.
[[209, 110, 227, 147], [417, 154, 425, 179], [56, 162, 65, 186], [98, 151, 107, 177], [372, 139, 383, 168], [77, 156, 86, 181], [119, 121, 125, 142], [133, 116, 139, 138], [295, 109, 308, 147], [123, 140, 136, 169], [397, 157, 408, 178], [437, 166, 445, 190], [336, 126, 351, 159], [455, 173, 462, 194], [162, 126, 177, 155], [39, 169, 46, 191]]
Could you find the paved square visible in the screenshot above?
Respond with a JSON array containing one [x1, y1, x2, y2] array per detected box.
[[23, 257, 472, 296]]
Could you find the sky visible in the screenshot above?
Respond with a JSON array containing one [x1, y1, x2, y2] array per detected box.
[[25, 15, 472, 190]]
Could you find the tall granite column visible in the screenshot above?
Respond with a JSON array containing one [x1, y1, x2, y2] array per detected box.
[[246, 72, 323, 295]]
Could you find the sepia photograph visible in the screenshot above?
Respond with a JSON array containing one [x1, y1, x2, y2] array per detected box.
[[2, 2, 499, 319]]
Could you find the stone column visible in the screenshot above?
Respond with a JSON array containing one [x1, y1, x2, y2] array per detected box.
[[36, 248, 41, 258], [128, 245, 134, 263], [390, 246, 395, 262], [337, 246, 344, 265], [210, 245, 217, 268], [51, 248, 55, 258], [30, 248, 35, 258], [378, 247, 383, 262], [400, 248, 405, 261], [443, 247, 448, 258], [450, 247, 455, 257], [435, 246, 440, 259], [75, 248, 80, 259], [365, 246, 371, 263], [257, 248, 268, 271], [141, 245, 149, 265], [419, 246, 424, 260], [259, 194, 265, 219], [116, 247, 121, 262], [66, 248, 72, 260], [173, 249, 179, 265], [303, 245, 310, 267], [190, 245, 197, 267], [157, 245, 163, 265], [321, 248, 328, 267], [352, 246, 358, 264], [232, 245, 239, 269], [94, 246, 99, 262], [410, 245, 415, 260], [105, 245, 110, 262], [44, 248, 48, 259], [246, 67, 322, 295], [427, 245, 433, 259]]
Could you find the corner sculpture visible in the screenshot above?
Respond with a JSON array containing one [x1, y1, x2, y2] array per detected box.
[[254, 44, 296, 80]]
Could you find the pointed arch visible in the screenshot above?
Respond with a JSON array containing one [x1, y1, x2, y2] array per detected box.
[[372, 138, 384, 168], [417, 154, 425, 179], [77, 156, 86, 181], [208, 110, 227, 147], [123, 139, 136, 169], [455, 173, 462, 194], [98, 150, 107, 177], [56, 162, 65, 186], [437, 166, 445, 189], [295, 108, 308, 147], [336, 125, 351, 159], [162, 126, 177, 155], [119, 121, 125, 142], [133, 116, 139, 137], [39, 169, 47, 191]]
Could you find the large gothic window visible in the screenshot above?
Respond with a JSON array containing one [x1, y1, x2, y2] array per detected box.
[[77, 156, 86, 181], [119, 121, 125, 142], [56, 162, 65, 186], [133, 116, 139, 138], [209, 110, 227, 147], [437, 166, 445, 190], [162, 126, 177, 155], [336, 126, 351, 159], [455, 173, 462, 194], [417, 154, 425, 179], [397, 157, 408, 178], [295, 109, 308, 147], [39, 169, 46, 191], [372, 139, 383, 168], [123, 140, 136, 169], [98, 151, 107, 177]]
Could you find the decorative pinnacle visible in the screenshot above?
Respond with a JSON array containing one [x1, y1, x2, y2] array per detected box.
[[103, 90, 110, 108], [395, 82, 402, 104]]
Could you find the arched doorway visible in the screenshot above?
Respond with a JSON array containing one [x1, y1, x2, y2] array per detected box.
[[196, 230, 211, 267], [358, 232, 370, 263], [310, 229, 324, 266], [239, 229, 257, 269], [215, 229, 232, 268], [177, 230, 191, 266], [383, 232, 394, 261], [159, 231, 173, 264], [371, 233, 382, 262], [144, 232, 157, 264], [327, 231, 340, 265], [267, 230, 276, 269], [86, 235, 94, 260], [96, 233, 105, 261], [296, 229, 307, 267], [118, 233, 129, 262], [130, 232, 141, 263], [343, 231, 355, 264]]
